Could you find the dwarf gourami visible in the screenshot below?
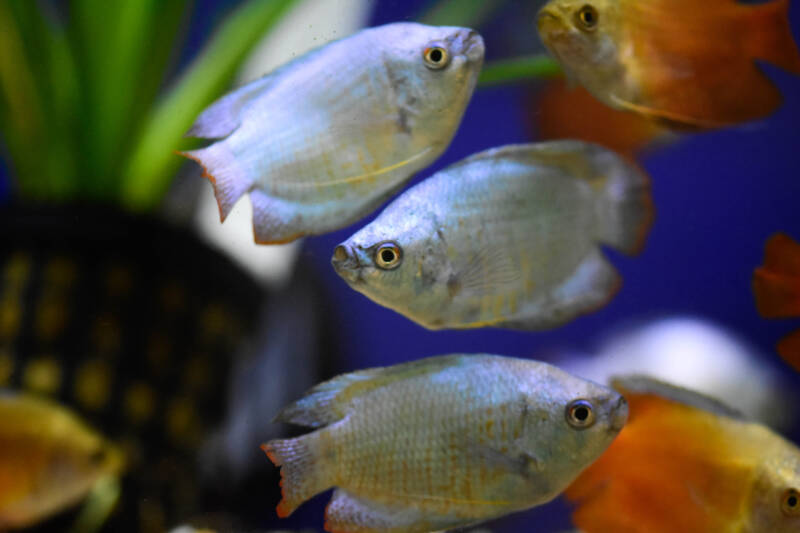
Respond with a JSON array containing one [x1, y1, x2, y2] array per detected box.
[[263, 354, 628, 532], [0, 392, 124, 529], [332, 141, 652, 330], [537, 0, 800, 129], [565, 376, 800, 533], [754, 232, 800, 372], [181, 22, 484, 244]]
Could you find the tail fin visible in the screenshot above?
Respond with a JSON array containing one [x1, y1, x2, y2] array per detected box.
[[591, 147, 654, 255], [747, 0, 800, 74], [179, 142, 252, 221], [261, 434, 332, 518]]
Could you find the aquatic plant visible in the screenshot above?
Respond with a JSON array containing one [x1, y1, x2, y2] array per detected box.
[[0, 0, 299, 208]]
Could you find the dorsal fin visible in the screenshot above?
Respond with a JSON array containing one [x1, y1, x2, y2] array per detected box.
[[623, 0, 800, 127], [185, 74, 275, 139], [274, 354, 472, 428], [610, 375, 746, 420]]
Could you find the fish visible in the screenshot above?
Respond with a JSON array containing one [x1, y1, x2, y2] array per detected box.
[[536, 0, 800, 130], [753, 232, 800, 372], [332, 141, 653, 330], [564, 376, 800, 533], [0, 392, 125, 529], [263, 354, 628, 533], [181, 23, 485, 244]]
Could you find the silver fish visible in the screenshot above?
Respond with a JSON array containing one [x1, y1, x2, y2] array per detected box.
[[263, 354, 628, 532], [182, 23, 484, 244], [332, 141, 653, 330]]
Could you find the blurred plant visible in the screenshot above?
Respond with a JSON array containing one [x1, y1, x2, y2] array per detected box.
[[0, 0, 298, 209]]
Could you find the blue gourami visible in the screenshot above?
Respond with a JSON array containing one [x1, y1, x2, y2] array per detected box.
[[181, 22, 484, 244]]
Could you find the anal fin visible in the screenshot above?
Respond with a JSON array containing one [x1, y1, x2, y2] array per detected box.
[[325, 490, 434, 533], [249, 189, 304, 244], [500, 248, 620, 330]]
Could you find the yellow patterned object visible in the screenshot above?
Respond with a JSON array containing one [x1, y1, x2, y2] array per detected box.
[[0, 392, 124, 529], [263, 354, 628, 532]]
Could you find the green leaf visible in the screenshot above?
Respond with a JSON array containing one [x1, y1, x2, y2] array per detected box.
[[70, 0, 186, 197], [0, 1, 49, 198], [418, 0, 509, 28], [478, 55, 562, 87], [121, 0, 300, 210]]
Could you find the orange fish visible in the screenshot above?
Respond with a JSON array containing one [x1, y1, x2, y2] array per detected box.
[[537, 0, 800, 129], [754, 232, 800, 372], [565, 376, 800, 533], [531, 77, 667, 160]]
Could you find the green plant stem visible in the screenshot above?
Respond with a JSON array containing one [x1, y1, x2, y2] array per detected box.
[[478, 55, 562, 87], [419, 0, 509, 28], [121, 0, 299, 210]]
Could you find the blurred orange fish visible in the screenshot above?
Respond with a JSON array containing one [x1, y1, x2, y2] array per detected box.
[[0, 392, 124, 529], [537, 0, 800, 129], [531, 77, 666, 160], [754, 232, 800, 372], [565, 376, 800, 533]]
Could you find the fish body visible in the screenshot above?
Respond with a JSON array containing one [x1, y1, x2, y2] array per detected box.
[[753, 232, 800, 371], [0, 392, 124, 529], [332, 141, 652, 330], [565, 376, 800, 533], [263, 354, 628, 533], [537, 0, 800, 129], [182, 23, 484, 244]]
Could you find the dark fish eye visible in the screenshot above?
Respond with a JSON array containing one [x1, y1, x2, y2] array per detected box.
[[566, 399, 595, 429], [782, 488, 800, 516], [423, 46, 450, 70], [575, 5, 599, 31], [374, 242, 402, 270]]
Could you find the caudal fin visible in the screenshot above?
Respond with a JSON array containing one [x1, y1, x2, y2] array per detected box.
[[179, 142, 252, 221], [590, 146, 654, 255], [747, 0, 800, 74], [262, 434, 332, 518]]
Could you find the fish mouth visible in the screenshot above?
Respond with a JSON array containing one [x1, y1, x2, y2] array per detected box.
[[463, 31, 485, 63], [331, 244, 363, 284], [536, 9, 566, 40]]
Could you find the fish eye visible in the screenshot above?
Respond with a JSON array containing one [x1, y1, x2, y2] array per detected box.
[[575, 5, 599, 31], [423, 46, 450, 70], [374, 242, 402, 270], [782, 489, 800, 516], [566, 399, 595, 429]]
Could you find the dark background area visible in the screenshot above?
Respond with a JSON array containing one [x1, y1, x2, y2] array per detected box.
[[1, 0, 799, 531]]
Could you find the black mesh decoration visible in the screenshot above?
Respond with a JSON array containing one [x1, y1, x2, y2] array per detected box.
[[0, 206, 265, 532]]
